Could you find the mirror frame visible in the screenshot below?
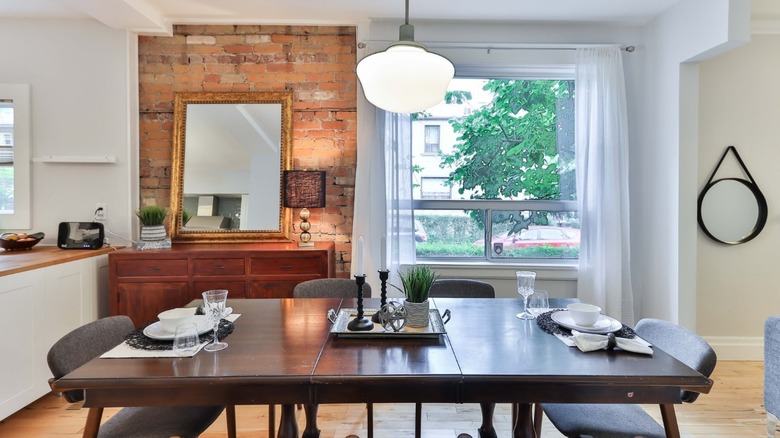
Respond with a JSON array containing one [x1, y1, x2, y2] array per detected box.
[[697, 177, 768, 245], [170, 91, 293, 242]]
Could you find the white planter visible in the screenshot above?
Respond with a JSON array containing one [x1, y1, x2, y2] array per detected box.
[[403, 299, 430, 327], [140, 225, 167, 241]]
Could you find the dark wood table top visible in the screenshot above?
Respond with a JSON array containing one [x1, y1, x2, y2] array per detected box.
[[435, 298, 712, 404], [54, 297, 713, 430]]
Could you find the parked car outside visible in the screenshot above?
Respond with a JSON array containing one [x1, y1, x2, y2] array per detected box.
[[414, 219, 428, 242], [475, 226, 580, 248]]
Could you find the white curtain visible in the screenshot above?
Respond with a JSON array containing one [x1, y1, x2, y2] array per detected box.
[[352, 43, 414, 295], [575, 47, 635, 325]]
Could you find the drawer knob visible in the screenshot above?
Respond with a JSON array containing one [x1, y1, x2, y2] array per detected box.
[[279, 264, 294, 269], [213, 266, 226, 270], [145, 266, 161, 271]]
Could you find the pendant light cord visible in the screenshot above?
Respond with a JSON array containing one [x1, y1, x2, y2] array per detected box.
[[405, 0, 410, 25]]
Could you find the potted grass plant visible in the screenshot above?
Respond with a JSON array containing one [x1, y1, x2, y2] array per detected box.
[[394, 265, 439, 327], [135, 205, 168, 242]]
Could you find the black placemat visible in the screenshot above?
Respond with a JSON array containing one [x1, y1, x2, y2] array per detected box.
[[536, 309, 637, 339], [125, 319, 235, 351]]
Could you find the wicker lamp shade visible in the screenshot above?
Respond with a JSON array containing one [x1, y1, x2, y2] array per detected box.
[[283, 171, 326, 246]]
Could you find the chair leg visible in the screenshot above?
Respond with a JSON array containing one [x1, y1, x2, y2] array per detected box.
[[225, 405, 237, 438], [367, 403, 374, 438], [769, 411, 779, 437], [415, 402, 422, 438], [532, 403, 543, 437], [269, 404, 276, 438]]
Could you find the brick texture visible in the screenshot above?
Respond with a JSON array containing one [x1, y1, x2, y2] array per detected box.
[[139, 25, 357, 275]]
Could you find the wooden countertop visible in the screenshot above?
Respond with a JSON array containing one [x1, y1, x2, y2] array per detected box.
[[0, 245, 119, 277]]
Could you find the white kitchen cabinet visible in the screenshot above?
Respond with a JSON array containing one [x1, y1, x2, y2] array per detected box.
[[0, 254, 107, 421]]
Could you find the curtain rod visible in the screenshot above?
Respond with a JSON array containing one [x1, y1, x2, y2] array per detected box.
[[357, 41, 635, 52]]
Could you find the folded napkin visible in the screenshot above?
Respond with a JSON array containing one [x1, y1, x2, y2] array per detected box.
[[570, 331, 653, 355]]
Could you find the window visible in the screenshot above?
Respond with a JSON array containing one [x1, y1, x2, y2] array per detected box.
[[420, 177, 450, 199], [412, 77, 578, 262], [423, 125, 440, 153]]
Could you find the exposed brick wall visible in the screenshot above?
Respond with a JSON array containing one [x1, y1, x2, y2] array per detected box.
[[138, 25, 357, 275]]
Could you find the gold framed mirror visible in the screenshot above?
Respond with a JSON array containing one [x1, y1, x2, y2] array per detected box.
[[170, 91, 293, 242]]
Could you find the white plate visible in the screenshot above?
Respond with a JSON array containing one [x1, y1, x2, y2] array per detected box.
[[551, 311, 622, 334], [143, 315, 213, 340]]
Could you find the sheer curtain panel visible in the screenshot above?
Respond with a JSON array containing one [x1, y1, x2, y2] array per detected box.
[[575, 47, 635, 325]]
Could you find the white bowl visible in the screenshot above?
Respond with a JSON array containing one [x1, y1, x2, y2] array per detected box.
[[567, 303, 601, 327], [158, 307, 196, 333]]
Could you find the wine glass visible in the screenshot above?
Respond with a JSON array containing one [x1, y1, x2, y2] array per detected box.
[[173, 323, 200, 357], [202, 289, 229, 352], [516, 271, 537, 319], [528, 289, 549, 319]]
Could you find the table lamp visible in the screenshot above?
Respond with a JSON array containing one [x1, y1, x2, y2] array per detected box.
[[283, 170, 326, 247]]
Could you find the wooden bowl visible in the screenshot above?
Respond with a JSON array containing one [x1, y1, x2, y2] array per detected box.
[[0, 233, 43, 251]]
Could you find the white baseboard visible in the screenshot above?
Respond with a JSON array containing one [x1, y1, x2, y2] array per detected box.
[[705, 336, 763, 361]]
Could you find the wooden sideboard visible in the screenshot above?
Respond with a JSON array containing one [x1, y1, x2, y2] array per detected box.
[[108, 241, 335, 327]]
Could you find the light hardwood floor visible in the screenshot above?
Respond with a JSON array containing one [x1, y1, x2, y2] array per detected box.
[[0, 361, 769, 437]]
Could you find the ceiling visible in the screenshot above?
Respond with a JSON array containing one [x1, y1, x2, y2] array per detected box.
[[2, 1, 779, 35], [1, 0, 689, 33]]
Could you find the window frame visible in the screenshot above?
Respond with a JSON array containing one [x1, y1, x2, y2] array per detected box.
[[411, 70, 578, 266]]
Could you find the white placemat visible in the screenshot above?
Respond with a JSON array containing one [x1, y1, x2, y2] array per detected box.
[[100, 314, 240, 358]]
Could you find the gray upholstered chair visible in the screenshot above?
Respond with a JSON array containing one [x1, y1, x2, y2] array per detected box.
[[293, 277, 374, 438], [766, 317, 780, 437], [293, 277, 372, 298], [429, 278, 495, 298], [47, 315, 234, 438], [541, 318, 717, 438]]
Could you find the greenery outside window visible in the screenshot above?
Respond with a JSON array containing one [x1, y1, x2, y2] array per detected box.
[[412, 76, 577, 263]]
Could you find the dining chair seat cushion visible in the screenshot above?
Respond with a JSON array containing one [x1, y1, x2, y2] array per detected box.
[[293, 278, 372, 298], [98, 405, 224, 438], [540, 403, 665, 438]]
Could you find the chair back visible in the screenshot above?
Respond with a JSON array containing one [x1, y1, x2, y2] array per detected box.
[[765, 317, 780, 419], [429, 279, 495, 298], [635, 318, 717, 403], [47, 315, 135, 403], [293, 278, 372, 298]]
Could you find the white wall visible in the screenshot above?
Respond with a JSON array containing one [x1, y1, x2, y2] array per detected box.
[[631, 0, 749, 332], [698, 33, 780, 360], [0, 18, 135, 246]]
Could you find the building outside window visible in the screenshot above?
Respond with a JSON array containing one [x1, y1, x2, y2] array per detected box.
[[423, 125, 441, 153], [411, 76, 578, 263]]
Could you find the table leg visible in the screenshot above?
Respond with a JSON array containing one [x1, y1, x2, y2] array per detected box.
[[82, 407, 102, 438], [477, 402, 497, 438], [512, 403, 536, 438], [278, 404, 299, 438], [659, 404, 681, 438], [302, 403, 321, 438]]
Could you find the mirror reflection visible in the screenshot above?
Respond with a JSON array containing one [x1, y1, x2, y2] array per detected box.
[[698, 178, 767, 245], [170, 92, 292, 242]]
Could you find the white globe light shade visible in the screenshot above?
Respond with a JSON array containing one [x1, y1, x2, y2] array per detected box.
[[357, 44, 455, 113]]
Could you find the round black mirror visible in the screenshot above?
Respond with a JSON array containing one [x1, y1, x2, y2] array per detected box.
[[697, 177, 767, 245]]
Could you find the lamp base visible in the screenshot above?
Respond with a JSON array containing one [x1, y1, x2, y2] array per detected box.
[[297, 242, 315, 247]]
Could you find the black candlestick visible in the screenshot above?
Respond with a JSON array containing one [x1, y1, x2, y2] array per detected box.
[[347, 274, 373, 331], [372, 270, 390, 323]]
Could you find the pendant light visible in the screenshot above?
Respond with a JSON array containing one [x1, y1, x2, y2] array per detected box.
[[356, 0, 455, 113]]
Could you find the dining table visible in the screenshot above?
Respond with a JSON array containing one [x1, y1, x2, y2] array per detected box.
[[53, 297, 713, 438]]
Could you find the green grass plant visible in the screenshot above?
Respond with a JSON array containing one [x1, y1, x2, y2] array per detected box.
[[135, 205, 168, 226], [395, 265, 439, 303]]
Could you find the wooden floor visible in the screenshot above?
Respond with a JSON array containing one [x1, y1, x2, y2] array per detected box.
[[0, 361, 769, 437]]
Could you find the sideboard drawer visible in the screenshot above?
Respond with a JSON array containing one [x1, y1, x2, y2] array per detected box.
[[250, 255, 324, 276], [192, 258, 245, 276], [115, 259, 188, 277]]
